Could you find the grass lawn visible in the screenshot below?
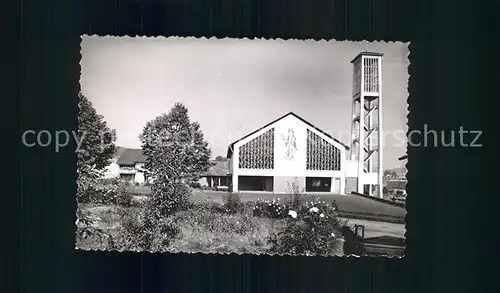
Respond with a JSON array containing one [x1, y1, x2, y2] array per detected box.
[[192, 190, 406, 218], [126, 186, 406, 218]]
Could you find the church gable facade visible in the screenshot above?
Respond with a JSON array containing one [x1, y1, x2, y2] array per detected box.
[[227, 112, 348, 194]]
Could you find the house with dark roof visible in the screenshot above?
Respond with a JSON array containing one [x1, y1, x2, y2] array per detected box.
[[105, 147, 231, 187], [198, 158, 231, 189], [102, 146, 126, 179], [117, 148, 148, 184], [103, 147, 149, 184]]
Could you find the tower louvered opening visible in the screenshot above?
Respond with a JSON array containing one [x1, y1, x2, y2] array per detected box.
[[306, 129, 341, 171], [238, 128, 275, 169], [363, 57, 380, 93]]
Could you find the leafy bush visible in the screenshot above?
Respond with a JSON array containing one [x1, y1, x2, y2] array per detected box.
[[114, 183, 133, 207], [108, 205, 180, 252], [75, 208, 110, 248], [146, 182, 191, 217], [107, 207, 144, 250], [77, 184, 103, 204], [189, 182, 202, 189], [99, 177, 120, 185], [113, 183, 191, 251], [222, 192, 243, 214], [267, 200, 345, 256], [77, 181, 133, 207], [252, 198, 288, 219]]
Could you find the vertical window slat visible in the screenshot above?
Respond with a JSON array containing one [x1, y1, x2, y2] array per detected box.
[[238, 128, 275, 170], [306, 129, 341, 171]]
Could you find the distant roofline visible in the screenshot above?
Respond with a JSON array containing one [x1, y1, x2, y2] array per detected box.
[[116, 148, 147, 165], [350, 52, 384, 64], [226, 112, 350, 158]]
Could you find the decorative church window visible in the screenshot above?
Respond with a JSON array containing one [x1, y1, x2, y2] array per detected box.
[[306, 129, 341, 171], [238, 128, 275, 169]]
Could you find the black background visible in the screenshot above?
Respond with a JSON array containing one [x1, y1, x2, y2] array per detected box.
[[3, 0, 494, 292]]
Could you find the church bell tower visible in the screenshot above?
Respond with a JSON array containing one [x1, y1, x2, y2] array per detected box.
[[349, 52, 384, 198]]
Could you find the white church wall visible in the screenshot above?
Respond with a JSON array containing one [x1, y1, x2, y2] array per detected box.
[[233, 114, 347, 194]]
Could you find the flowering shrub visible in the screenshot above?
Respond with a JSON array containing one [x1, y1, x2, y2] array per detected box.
[[268, 201, 345, 256], [252, 198, 288, 219], [299, 197, 339, 219]]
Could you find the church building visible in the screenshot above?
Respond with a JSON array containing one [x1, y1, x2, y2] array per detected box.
[[227, 112, 351, 194], [227, 51, 385, 197]]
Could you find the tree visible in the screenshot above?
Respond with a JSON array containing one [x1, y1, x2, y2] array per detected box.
[[383, 170, 398, 179], [77, 93, 116, 193], [134, 103, 211, 250], [76, 93, 116, 245], [139, 103, 212, 215]]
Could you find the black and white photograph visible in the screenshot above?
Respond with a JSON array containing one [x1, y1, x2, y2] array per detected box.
[[76, 36, 409, 257]]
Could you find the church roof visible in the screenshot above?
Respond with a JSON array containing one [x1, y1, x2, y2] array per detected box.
[[226, 112, 350, 158]]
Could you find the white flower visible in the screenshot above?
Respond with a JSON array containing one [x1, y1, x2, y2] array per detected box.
[[309, 207, 319, 213], [288, 210, 297, 218], [320, 213, 325, 218], [331, 232, 335, 237]]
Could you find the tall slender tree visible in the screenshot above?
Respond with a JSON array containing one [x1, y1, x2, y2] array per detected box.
[[139, 102, 212, 215], [77, 92, 116, 192]]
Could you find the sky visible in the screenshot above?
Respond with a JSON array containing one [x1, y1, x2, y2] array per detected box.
[[80, 36, 409, 170]]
